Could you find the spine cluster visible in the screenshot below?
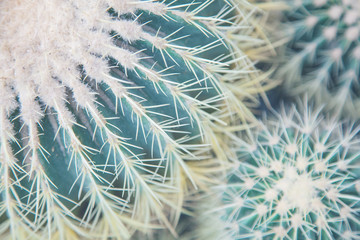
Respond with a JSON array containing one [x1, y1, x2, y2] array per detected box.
[[0, 0, 269, 239], [279, 0, 360, 117], [211, 102, 360, 239]]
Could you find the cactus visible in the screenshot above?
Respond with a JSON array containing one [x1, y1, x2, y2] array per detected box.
[[0, 0, 270, 239], [194, 100, 360, 239], [278, 0, 360, 117]]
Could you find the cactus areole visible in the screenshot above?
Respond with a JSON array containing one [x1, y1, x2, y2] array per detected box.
[[280, 0, 360, 117], [221, 103, 360, 239], [0, 0, 263, 239]]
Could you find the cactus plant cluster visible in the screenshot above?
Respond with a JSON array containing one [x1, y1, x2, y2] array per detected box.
[[279, 0, 360, 117], [2, 0, 359, 239], [150, 1, 360, 239], [195, 102, 360, 239], [0, 0, 272, 239]]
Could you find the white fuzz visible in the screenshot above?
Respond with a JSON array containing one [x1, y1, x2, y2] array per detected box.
[[342, 0, 352, 5], [294, 0, 303, 7], [253, 231, 263, 239], [270, 160, 284, 173], [314, 160, 327, 172], [330, 48, 343, 61], [305, 16, 318, 28], [323, 26, 338, 41], [345, 26, 360, 41], [221, 103, 360, 239], [265, 188, 278, 201], [296, 156, 308, 171], [256, 166, 270, 178], [256, 204, 268, 216], [344, 9, 359, 25], [305, 42, 317, 53], [285, 143, 298, 155], [355, 180, 360, 194], [243, 178, 256, 190], [273, 226, 287, 238], [353, 45, 360, 59], [235, 197, 244, 208], [291, 213, 303, 228], [314, 0, 327, 7], [268, 135, 280, 145], [328, 6, 343, 20], [314, 142, 327, 152], [287, 174, 317, 210]]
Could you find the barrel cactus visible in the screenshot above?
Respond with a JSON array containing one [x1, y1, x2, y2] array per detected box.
[[194, 101, 360, 239], [0, 0, 270, 239], [278, 0, 360, 117]]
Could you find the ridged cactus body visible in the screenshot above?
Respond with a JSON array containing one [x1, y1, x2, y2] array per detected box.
[[279, 0, 360, 117], [195, 102, 360, 239], [0, 0, 269, 239]]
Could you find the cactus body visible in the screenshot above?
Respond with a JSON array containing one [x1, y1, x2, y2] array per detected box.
[[195, 101, 360, 240], [0, 0, 269, 239], [279, 0, 360, 117]]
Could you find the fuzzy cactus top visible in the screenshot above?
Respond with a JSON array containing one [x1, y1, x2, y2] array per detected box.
[[191, 101, 360, 240]]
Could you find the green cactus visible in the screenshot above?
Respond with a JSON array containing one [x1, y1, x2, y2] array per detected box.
[[192, 100, 360, 240], [0, 0, 270, 239], [278, 0, 360, 117]]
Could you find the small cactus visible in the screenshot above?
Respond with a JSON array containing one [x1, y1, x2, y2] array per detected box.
[[195, 101, 360, 239], [0, 0, 270, 239], [278, 0, 360, 117]]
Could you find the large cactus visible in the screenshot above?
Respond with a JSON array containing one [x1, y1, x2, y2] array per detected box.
[[0, 0, 270, 239], [278, 0, 360, 117], [192, 100, 360, 239]]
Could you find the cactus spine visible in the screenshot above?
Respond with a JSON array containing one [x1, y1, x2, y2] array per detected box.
[[193, 101, 360, 240], [0, 0, 269, 239], [278, 0, 360, 117]]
